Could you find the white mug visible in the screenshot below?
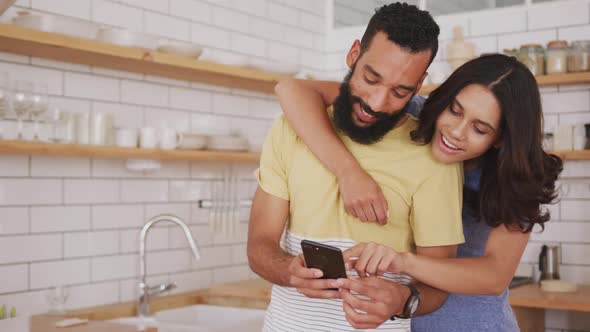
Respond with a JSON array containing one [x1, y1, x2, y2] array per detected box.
[[75, 112, 90, 145], [89, 112, 113, 146], [139, 127, 158, 149], [115, 128, 138, 148], [159, 127, 183, 150]]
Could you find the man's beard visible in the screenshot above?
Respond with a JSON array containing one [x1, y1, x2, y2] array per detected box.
[[333, 70, 409, 145]]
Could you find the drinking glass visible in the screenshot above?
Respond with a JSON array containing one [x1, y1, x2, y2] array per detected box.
[[12, 80, 33, 140], [45, 285, 69, 315], [0, 72, 11, 139], [30, 82, 49, 141]]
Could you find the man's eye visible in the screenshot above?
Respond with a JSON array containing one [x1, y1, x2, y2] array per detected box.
[[363, 76, 376, 84]]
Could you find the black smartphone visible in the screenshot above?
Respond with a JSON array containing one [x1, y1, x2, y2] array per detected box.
[[301, 239, 347, 280]]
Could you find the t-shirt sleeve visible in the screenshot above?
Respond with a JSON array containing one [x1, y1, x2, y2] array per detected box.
[[411, 163, 465, 247], [254, 116, 292, 201]]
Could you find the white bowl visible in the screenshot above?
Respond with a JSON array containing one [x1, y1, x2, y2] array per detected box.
[[178, 133, 207, 150], [96, 27, 159, 49], [13, 11, 54, 32], [207, 135, 248, 151], [157, 43, 203, 58]]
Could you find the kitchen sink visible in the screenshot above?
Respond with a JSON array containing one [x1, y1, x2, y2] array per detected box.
[[108, 316, 157, 330], [109, 304, 266, 332]]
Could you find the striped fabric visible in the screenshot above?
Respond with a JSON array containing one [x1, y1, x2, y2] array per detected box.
[[262, 232, 412, 332]]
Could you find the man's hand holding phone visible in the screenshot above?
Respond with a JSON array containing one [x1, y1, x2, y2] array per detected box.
[[288, 254, 341, 300]]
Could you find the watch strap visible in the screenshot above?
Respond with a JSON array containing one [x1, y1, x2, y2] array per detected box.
[[390, 283, 420, 320]]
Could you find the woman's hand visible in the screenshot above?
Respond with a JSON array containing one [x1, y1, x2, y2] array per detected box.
[[337, 163, 389, 224], [343, 242, 406, 277]]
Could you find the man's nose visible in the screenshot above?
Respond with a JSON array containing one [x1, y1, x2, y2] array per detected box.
[[366, 87, 389, 113]]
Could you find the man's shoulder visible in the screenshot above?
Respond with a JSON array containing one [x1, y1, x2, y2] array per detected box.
[[268, 115, 299, 142]]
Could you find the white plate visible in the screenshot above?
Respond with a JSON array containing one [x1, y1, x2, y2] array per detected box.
[[157, 43, 203, 58], [200, 50, 249, 66], [540, 280, 579, 293], [96, 28, 159, 49]]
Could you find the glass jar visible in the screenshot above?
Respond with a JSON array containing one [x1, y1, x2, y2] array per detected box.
[[545, 40, 568, 74], [519, 44, 545, 76], [567, 40, 590, 72], [542, 133, 554, 151], [503, 48, 519, 59]]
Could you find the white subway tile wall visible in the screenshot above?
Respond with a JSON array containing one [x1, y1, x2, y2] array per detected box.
[[0, 0, 323, 316]]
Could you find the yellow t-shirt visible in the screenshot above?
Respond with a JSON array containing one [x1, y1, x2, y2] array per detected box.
[[256, 113, 464, 252]]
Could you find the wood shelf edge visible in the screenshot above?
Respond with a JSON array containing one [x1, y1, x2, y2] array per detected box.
[[0, 140, 260, 163], [548, 150, 590, 161], [0, 24, 286, 94]]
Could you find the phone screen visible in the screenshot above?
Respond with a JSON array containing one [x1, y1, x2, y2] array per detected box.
[[301, 240, 347, 280]]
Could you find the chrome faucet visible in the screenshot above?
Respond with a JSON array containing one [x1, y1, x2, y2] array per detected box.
[[138, 214, 200, 318]]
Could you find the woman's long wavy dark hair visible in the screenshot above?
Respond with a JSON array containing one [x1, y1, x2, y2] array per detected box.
[[411, 54, 563, 232]]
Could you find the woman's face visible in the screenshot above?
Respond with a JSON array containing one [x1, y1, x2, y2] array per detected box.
[[431, 84, 502, 164]]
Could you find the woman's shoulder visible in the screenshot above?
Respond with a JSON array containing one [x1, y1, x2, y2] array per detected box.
[[406, 95, 426, 119]]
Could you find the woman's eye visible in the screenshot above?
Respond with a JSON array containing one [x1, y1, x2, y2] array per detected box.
[[474, 126, 486, 135], [449, 105, 459, 115]]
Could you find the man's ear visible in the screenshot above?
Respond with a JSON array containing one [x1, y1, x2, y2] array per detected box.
[[346, 39, 362, 68]]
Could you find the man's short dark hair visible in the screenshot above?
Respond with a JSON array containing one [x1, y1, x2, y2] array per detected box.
[[360, 2, 440, 65]]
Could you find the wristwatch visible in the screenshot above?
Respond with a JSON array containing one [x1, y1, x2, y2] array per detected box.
[[391, 283, 420, 320]]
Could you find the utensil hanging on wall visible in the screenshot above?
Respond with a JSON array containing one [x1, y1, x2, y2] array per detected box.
[[207, 164, 241, 239]]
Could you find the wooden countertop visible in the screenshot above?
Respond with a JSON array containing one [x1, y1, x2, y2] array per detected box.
[[31, 279, 590, 331], [509, 283, 590, 312], [31, 280, 269, 332]]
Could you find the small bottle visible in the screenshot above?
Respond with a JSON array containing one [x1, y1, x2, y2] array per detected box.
[[584, 123, 590, 150]]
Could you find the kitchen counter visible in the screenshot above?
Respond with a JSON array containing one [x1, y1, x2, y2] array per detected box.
[[31, 279, 589, 332], [509, 283, 590, 332], [31, 280, 268, 332]]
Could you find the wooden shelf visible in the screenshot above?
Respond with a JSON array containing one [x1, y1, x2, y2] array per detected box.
[[419, 72, 590, 95], [549, 150, 590, 161], [0, 140, 259, 163], [0, 141, 585, 163], [0, 24, 288, 94]]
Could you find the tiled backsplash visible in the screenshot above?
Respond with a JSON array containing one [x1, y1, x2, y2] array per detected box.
[[0, 1, 589, 331], [0, 0, 325, 316]]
